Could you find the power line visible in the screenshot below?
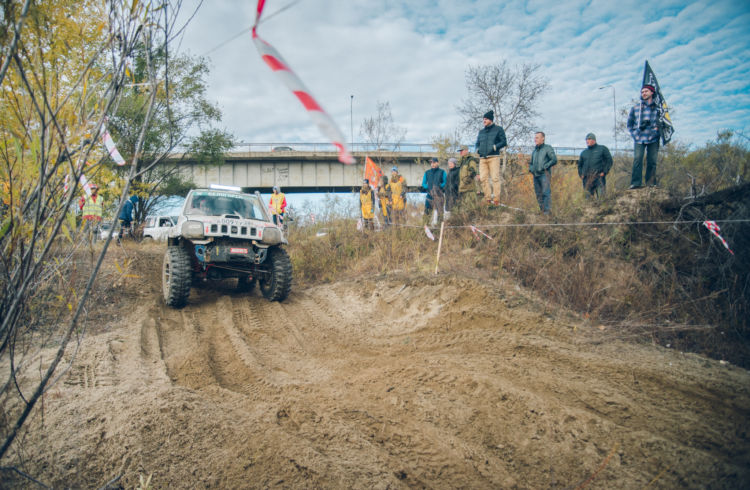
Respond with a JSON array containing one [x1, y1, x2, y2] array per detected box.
[[200, 0, 304, 57]]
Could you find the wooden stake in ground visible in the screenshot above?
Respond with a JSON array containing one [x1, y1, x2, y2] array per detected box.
[[434, 220, 445, 274]]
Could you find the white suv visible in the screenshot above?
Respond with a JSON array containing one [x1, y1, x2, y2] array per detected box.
[[142, 215, 176, 241]]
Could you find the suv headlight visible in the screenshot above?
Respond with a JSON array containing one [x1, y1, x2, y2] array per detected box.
[[182, 220, 205, 239], [261, 226, 281, 245]]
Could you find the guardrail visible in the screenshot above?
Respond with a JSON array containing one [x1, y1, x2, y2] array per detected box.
[[230, 142, 632, 157]]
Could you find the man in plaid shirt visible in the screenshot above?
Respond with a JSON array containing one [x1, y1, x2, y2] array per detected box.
[[627, 84, 661, 189]]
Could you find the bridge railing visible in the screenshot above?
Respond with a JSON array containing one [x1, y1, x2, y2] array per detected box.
[[230, 142, 632, 157]]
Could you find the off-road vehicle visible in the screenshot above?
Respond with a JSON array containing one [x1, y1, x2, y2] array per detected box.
[[162, 187, 292, 308]]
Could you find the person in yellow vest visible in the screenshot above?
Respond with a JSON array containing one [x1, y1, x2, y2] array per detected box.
[[79, 183, 103, 243], [360, 179, 375, 231], [389, 167, 407, 224], [269, 186, 287, 226], [377, 175, 391, 227]]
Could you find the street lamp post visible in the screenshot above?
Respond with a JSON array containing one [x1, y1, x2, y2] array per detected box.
[[350, 95, 354, 149], [599, 85, 616, 154]]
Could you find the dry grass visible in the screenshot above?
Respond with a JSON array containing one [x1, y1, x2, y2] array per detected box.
[[286, 163, 749, 367]]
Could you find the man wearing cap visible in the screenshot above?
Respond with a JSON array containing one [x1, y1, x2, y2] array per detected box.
[[359, 179, 375, 231], [457, 145, 479, 201], [627, 84, 661, 188], [270, 186, 287, 226], [474, 110, 507, 205], [422, 157, 446, 224], [390, 167, 407, 224], [529, 131, 557, 214], [578, 133, 613, 199]]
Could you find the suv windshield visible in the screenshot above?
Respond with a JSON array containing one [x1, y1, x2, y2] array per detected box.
[[187, 190, 268, 221]]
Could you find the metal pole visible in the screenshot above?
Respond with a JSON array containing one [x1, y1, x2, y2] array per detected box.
[[598, 85, 616, 154], [350, 95, 354, 149], [613, 86, 617, 154]]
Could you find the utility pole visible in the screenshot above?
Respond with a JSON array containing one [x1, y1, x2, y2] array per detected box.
[[350, 95, 354, 149], [599, 85, 617, 154]]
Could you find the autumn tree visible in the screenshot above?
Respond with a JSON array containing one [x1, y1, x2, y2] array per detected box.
[[360, 100, 406, 166], [458, 62, 548, 149], [108, 45, 234, 222], [0, 0, 201, 478]]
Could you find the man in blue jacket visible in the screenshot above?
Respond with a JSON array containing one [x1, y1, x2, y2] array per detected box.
[[118, 194, 138, 240], [475, 110, 507, 205], [422, 157, 446, 224]]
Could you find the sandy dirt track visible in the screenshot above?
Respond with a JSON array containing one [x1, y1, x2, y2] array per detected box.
[[10, 247, 750, 488]]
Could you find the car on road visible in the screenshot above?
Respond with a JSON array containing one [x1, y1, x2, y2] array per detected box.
[[142, 215, 177, 241], [98, 221, 118, 241], [271, 146, 294, 152]]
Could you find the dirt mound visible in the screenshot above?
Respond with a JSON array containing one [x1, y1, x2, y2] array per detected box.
[[6, 245, 750, 488]]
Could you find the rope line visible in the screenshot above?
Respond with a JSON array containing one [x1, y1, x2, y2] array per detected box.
[[377, 218, 750, 230]]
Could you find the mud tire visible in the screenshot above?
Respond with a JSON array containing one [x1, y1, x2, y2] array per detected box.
[[163, 244, 192, 308], [259, 247, 292, 301]]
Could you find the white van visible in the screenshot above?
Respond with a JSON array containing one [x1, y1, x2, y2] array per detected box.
[[142, 215, 177, 241]]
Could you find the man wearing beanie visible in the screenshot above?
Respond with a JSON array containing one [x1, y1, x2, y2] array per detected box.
[[578, 133, 612, 199], [627, 84, 661, 188], [474, 110, 507, 205]]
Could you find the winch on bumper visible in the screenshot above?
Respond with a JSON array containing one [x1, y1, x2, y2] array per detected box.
[[194, 240, 268, 265]]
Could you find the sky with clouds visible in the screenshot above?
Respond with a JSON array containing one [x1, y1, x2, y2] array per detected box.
[[176, 0, 750, 151]]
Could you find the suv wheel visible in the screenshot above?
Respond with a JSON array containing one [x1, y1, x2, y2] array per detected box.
[[259, 247, 292, 301], [163, 244, 192, 308]]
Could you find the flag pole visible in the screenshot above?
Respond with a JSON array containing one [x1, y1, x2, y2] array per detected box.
[[434, 220, 445, 274]]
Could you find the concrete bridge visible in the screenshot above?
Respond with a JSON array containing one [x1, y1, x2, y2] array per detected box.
[[173, 144, 583, 193]]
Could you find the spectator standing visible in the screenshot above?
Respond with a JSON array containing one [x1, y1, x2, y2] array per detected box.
[[422, 157, 446, 224], [627, 84, 661, 188], [377, 175, 392, 227], [528, 132, 557, 214], [445, 157, 460, 213], [79, 183, 103, 244], [360, 179, 375, 230], [390, 167, 407, 224], [457, 145, 479, 201], [577, 133, 613, 199], [474, 110, 507, 205], [270, 186, 287, 226], [118, 194, 138, 240]]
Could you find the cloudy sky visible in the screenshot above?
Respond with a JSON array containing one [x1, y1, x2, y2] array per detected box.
[[176, 0, 750, 151]]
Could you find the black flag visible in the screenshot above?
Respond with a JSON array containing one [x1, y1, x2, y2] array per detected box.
[[642, 61, 674, 145]]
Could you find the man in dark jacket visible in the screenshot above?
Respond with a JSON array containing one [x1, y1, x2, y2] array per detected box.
[[445, 158, 460, 212], [578, 133, 613, 199], [422, 157, 446, 223], [474, 110, 507, 205], [118, 194, 138, 240], [529, 132, 557, 214]]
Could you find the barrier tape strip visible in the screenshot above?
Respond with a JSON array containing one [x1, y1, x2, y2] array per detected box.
[[703, 220, 734, 255], [101, 122, 127, 166], [252, 0, 355, 165]]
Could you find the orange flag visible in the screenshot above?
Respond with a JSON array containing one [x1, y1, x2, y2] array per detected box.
[[363, 156, 383, 189]]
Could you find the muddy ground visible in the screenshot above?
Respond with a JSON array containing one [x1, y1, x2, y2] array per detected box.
[[4, 243, 750, 488]]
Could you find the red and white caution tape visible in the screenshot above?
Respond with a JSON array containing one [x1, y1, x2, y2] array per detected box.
[[424, 225, 435, 241], [252, 0, 354, 165], [65, 173, 94, 197], [470, 225, 493, 240], [703, 220, 734, 255], [101, 122, 127, 166]]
